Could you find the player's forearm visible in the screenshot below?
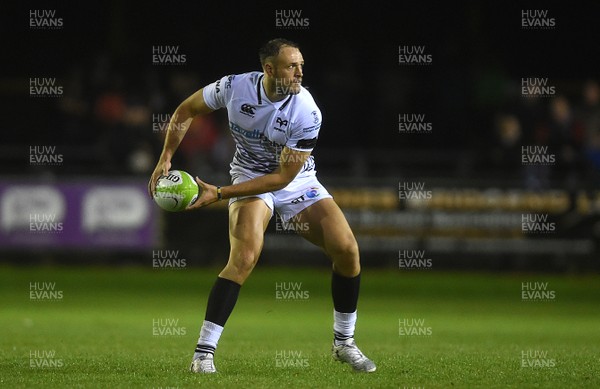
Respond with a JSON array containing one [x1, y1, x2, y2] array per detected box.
[[220, 172, 292, 200], [159, 105, 194, 161]]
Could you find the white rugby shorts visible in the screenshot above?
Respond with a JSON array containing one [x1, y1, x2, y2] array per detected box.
[[228, 173, 332, 222]]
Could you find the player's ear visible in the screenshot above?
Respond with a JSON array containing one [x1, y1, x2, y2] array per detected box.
[[264, 62, 274, 77]]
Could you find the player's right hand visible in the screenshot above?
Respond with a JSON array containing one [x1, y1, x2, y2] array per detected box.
[[148, 158, 172, 198], [185, 176, 218, 210]]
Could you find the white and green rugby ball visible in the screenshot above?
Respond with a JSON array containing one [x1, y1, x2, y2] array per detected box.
[[153, 170, 199, 212]]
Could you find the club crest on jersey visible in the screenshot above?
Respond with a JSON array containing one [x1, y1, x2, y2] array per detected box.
[[240, 103, 256, 118], [276, 117, 288, 127], [274, 117, 288, 133], [291, 187, 320, 204]]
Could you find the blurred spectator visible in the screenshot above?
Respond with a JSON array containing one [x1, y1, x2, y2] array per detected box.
[[576, 80, 600, 177], [489, 113, 523, 177], [178, 115, 219, 175], [93, 75, 128, 172], [122, 85, 152, 175], [579, 80, 600, 131], [535, 95, 586, 183], [503, 79, 546, 146], [20, 46, 598, 188], [58, 66, 89, 140], [49, 54, 238, 177]]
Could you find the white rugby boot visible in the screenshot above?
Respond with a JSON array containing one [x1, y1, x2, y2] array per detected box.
[[332, 338, 376, 372], [190, 353, 217, 374]]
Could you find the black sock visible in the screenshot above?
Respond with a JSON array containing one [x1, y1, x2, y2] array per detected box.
[[204, 277, 241, 327], [331, 271, 361, 313]]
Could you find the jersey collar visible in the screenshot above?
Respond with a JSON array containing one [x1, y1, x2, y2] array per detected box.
[[256, 74, 293, 111]]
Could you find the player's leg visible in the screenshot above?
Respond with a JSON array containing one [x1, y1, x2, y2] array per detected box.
[[218, 198, 272, 284], [294, 197, 360, 277], [294, 198, 361, 327], [191, 197, 271, 373], [294, 197, 376, 372]]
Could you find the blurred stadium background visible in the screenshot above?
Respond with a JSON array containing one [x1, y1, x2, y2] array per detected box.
[[1, 1, 599, 272]]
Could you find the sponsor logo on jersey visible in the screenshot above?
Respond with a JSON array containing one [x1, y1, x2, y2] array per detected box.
[[240, 103, 256, 117], [302, 125, 319, 133], [225, 75, 235, 89], [311, 110, 319, 124], [216, 75, 235, 94], [230, 122, 261, 139], [291, 187, 320, 204]]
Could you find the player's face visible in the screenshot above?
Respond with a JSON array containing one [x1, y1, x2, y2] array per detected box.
[[272, 47, 304, 95]]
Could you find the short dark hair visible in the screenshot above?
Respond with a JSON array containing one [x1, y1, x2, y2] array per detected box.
[[259, 38, 299, 66]]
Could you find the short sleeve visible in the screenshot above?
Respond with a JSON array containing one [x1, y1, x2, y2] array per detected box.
[[202, 75, 235, 110], [286, 108, 321, 152]]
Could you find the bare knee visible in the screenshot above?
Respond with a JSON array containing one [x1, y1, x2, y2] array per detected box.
[[330, 238, 360, 277], [220, 249, 259, 284]]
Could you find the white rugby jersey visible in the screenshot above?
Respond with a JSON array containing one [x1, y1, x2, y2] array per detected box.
[[202, 72, 321, 180]]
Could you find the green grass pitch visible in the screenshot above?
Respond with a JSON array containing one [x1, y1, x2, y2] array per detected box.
[[1, 265, 599, 388]]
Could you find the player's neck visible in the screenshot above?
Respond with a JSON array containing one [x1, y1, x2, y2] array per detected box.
[[262, 77, 287, 102]]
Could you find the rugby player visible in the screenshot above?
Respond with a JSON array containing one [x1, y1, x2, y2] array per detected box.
[[149, 38, 376, 374]]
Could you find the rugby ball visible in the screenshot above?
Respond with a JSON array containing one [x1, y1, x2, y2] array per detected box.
[[153, 170, 199, 212]]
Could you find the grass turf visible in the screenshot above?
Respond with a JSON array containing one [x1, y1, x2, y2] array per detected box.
[[1, 265, 599, 388]]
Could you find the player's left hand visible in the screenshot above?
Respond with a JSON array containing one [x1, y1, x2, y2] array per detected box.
[[185, 177, 219, 210]]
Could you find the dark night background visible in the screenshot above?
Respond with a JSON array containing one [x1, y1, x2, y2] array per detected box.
[[1, 1, 599, 267], [3, 1, 598, 178]]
